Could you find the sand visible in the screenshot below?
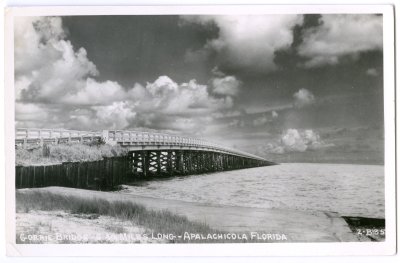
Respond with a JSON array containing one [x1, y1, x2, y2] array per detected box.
[[17, 187, 359, 242], [16, 210, 164, 244]]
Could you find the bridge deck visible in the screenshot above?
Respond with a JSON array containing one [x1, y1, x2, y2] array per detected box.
[[15, 128, 268, 161]]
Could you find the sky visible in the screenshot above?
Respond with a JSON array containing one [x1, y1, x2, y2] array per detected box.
[[14, 14, 384, 162]]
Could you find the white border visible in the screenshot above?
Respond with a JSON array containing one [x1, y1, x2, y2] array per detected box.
[[3, 4, 397, 257]]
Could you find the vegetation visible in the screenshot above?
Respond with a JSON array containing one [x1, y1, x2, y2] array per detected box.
[[16, 190, 218, 243], [15, 142, 129, 166]]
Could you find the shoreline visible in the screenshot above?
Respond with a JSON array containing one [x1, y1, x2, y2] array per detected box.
[[16, 160, 386, 167], [15, 186, 380, 243]]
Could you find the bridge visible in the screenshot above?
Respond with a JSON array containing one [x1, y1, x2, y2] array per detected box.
[[15, 128, 275, 179]]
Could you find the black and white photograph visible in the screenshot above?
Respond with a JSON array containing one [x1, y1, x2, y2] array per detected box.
[[4, 4, 396, 257]]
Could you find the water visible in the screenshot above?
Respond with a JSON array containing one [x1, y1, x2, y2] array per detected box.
[[121, 163, 385, 218]]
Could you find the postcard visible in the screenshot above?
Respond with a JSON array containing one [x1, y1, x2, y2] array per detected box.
[[4, 4, 396, 256]]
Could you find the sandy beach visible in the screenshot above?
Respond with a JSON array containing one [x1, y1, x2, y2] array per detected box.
[[16, 186, 359, 243], [16, 210, 164, 244]]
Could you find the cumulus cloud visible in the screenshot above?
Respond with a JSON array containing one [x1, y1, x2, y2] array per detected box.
[[293, 88, 315, 108], [142, 77, 234, 115], [14, 17, 136, 129], [260, 129, 333, 154], [14, 17, 235, 133], [282, 129, 313, 152], [210, 68, 241, 96], [61, 79, 128, 105], [15, 17, 66, 75], [15, 17, 99, 103], [92, 102, 137, 130], [298, 14, 383, 67], [181, 15, 303, 72], [146, 76, 179, 97]]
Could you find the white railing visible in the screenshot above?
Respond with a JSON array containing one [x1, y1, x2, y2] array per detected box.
[[15, 128, 101, 140], [15, 128, 267, 161], [105, 130, 266, 161]]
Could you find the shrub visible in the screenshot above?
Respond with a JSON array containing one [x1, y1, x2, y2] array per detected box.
[[16, 143, 128, 166]]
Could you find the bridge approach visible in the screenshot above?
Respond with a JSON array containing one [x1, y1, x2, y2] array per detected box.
[[15, 128, 275, 177]]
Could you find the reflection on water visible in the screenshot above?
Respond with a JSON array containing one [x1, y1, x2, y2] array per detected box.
[[122, 163, 384, 218]]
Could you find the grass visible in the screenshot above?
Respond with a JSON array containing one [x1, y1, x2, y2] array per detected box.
[[16, 142, 129, 166], [105, 225, 126, 234], [16, 190, 220, 243], [16, 220, 54, 244]]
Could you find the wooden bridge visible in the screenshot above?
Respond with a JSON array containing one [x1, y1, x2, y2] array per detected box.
[[15, 128, 275, 179]]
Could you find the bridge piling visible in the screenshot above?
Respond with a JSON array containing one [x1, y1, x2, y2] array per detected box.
[[166, 151, 173, 176], [142, 150, 148, 177], [124, 149, 275, 179]]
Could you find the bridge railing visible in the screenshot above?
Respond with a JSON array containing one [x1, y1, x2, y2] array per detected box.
[[15, 128, 267, 161], [107, 130, 215, 147], [15, 128, 102, 140], [106, 130, 266, 161]]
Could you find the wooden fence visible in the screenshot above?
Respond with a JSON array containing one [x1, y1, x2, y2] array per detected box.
[[15, 157, 131, 190]]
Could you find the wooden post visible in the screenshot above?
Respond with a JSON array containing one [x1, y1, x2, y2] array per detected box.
[[176, 150, 184, 174], [32, 166, 36, 188], [142, 150, 148, 177], [131, 152, 136, 177], [156, 151, 161, 175], [167, 151, 173, 176], [187, 151, 192, 174], [200, 152, 203, 172]]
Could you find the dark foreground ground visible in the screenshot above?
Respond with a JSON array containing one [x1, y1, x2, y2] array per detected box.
[[15, 187, 384, 243]]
